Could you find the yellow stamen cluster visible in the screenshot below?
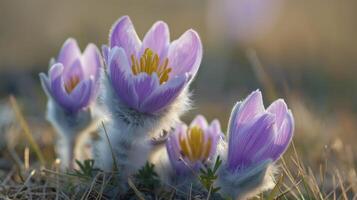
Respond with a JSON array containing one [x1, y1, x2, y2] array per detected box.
[[131, 48, 172, 84], [65, 76, 80, 94], [179, 126, 212, 162]]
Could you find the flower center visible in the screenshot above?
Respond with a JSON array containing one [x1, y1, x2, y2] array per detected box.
[[179, 126, 212, 162], [65, 76, 80, 94], [131, 48, 172, 84]]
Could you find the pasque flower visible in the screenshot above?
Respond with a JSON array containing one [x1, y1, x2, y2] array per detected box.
[[40, 38, 101, 113], [227, 90, 294, 170], [103, 15, 202, 114], [166, 115, 223, 175], [217, 90, 294, 199], [39, 38, 102, 169], [94, 16, 202, 181]]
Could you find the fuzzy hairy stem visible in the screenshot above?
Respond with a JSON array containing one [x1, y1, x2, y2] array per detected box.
[[216, 160, 276, 199], [152, 143, 217, 194], [56, 136, 75, 169], [46, 99, 95, 169], [93, 74, 190, 188]]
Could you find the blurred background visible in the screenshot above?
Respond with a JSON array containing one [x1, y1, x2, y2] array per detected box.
[[0, 0, 356, 170]]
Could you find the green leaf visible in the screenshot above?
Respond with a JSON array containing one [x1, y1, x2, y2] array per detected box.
[[199, 156, 222, 195], [67, 159, 99, 179], [134, 162, 161, 190]]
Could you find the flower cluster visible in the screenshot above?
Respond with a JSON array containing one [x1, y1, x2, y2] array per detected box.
[[39, 15, 294, 199], [161, 90, 294, 199]]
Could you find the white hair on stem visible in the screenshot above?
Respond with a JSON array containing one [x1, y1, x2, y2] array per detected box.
[[92, 71, 191, 190]]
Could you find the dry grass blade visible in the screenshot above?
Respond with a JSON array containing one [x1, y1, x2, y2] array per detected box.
[[24, 147, 30, 171], [281, 155, 304, 199], [282, 183, 300, 199], [307, 167, 324, 200], [41, 168, 74, 179], [128, 178, 145, 200], [101, 121, 119, 172], [319, 163, 326, 194], [81, 173, 101, 200], [267, 175, 284, 200], [13, 170, 36, 199], [95, 173, 107, 200], [276, 179, 303, 199], [206, 185, 212, 200], [1, 168, 16, 186], [335, 169, 348, 200], [9, 95, 45, 166]]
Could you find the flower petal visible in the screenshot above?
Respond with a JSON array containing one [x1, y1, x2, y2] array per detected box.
[[210, 119, 223, 137], [109, 16, 141, 58], [267, 99, 288, 129], [256, 110, 294, 162], [231, 90, 265, 132], [49, 64, 72, 110], [141, 21, 170, 58], [140, 75, 187, 114], [228, 113, 275, 171], [63, 59, 84, 84], [102, 45, 110, 65], [109, 47, 138, 109], [133, 73, 159, 106], [227, 101, 242, 137], [227, 90, 266, 158], [168, 29, 202, 78], [57, 38, 81, 67], [109, 47, 132, 73], [166, 124, 189, 175], [68, 78, 94, 111], [82, 43, 102, 80], [207, 119, 223, 158], [190, 115, 209, 130]]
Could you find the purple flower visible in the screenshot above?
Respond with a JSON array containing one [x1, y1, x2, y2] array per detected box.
[[104, 16, 202, 114], [166, 115, 223, 175], [40, 38, 102, 113], [227, 90, 294, 172]]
